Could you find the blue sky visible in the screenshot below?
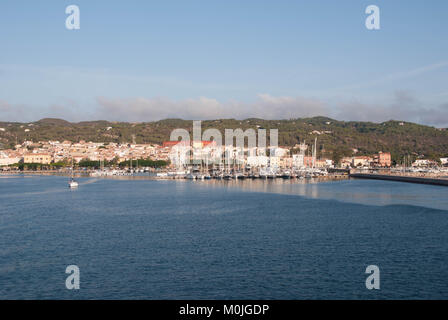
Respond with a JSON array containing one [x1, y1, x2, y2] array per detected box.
[[0, 0, 447, 125]]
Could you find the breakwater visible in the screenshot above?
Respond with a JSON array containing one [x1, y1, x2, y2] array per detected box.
[[350, 173, 448, 186]]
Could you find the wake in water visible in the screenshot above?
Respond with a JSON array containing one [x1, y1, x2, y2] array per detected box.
[[0, 177, 100, 198]]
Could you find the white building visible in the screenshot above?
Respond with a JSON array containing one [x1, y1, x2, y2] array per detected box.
[[246, 155, 269, 167], [269, 156, 281, 168], [413, 159, 432, 167], [0, 152, 22, 166], [292, 154, 304, 168]]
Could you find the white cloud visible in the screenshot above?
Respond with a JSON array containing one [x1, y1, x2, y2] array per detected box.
[[94, 94, 327, 121], [1, 93, 448, 127], [93, 92, 448, 127]]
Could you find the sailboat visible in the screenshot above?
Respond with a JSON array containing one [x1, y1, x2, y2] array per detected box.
[[68, 158, 78, 188], [69, 178, 79, 188]]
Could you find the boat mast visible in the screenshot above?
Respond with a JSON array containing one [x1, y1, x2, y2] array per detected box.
[[70, 157, 74, 181]]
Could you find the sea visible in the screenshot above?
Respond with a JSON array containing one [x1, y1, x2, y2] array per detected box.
[[0, 174, 447, 299]]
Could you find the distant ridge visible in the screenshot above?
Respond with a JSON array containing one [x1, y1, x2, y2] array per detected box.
[[35, 118, 72, 126], [1, 117, 447, 162]]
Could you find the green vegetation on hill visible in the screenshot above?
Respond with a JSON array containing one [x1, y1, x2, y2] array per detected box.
[[1, 117, 447, 163]]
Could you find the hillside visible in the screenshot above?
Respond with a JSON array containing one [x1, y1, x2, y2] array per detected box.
[[1, 117, 447, 163]]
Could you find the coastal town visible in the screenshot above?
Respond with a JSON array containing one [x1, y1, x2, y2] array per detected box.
[[1, 138, 447, 179]]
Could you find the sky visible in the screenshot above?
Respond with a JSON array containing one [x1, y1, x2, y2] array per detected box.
[[0, 0, 447, 126]]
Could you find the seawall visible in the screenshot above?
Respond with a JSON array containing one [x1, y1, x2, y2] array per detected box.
[[350, 173, 448, 186]]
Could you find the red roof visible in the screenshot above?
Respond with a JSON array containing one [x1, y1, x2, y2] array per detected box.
[[201, 141, 215, 147], [163, 141, 181, 147]]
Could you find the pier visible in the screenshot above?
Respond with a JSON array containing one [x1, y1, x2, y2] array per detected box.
[[349, 173, 448, 186]]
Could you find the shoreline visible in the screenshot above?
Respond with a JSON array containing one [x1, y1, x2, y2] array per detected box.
[[0, 171, 349, 182]]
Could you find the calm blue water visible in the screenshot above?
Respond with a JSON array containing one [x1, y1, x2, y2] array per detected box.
[[0, 175, 447, 299]]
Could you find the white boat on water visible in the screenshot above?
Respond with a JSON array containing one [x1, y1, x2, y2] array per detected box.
[[68, 158, 78, 188], [69, 179, 78, 188]]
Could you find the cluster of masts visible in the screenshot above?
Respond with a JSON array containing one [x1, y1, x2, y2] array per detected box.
[[184, 165, 328, 180], [174, 138, 319, 170]]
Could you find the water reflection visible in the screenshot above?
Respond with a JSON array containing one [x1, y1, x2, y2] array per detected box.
[[193, 178, 448, 211], [1, 174, 446, 210]]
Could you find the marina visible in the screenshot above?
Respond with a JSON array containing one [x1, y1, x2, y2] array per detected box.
[[86, 166, 343, 181]]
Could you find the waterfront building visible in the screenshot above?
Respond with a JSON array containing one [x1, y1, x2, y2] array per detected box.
[[340, 157, 353, 168], [280, 156, 293, 169], [315, 159, 331, 168], [292, 154, 304, 168], [0, 151, 22, 166], [353, 156, 372, 167], [269, 156, 281, 168], [378, 151, 392, 167], [247, 155, 268, 167], [23, 153, 52, 164], [413, 159, 437, 167], [303, 156, 314, 167]]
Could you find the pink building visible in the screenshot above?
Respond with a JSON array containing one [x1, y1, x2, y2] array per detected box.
[[378, 152, 391, 167]]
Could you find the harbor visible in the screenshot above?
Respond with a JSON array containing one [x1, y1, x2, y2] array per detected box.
[[86, 164, 348, 181], [4, 165, 448, 187]]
